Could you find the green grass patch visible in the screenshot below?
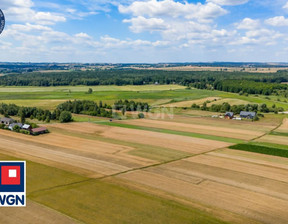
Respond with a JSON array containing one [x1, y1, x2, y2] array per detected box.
[[250, 141, 288, 150], [229, 143, 288, 158], [0, 152, 88, 194], [30, 179, 228, 224], [98, 121, 243, 144], [270, 131, 288, 137], [0, 85, 185, 93]]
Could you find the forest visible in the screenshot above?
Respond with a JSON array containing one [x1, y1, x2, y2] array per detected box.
[[0, 69, 288, 97]]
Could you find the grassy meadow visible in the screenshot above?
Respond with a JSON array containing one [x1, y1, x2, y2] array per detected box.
[[0, 85, 287, 110]]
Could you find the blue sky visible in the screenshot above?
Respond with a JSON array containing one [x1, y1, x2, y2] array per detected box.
[[0, 0, 288, 63]]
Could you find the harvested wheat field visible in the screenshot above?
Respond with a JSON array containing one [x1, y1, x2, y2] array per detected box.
[[185, 154, 288, 184], [98, 125, 231, 153], [0, 130, 155, 177], [47, 122, 232, 153], [118, 169, 288, 224], [276, 118, 288, 133], [120, 119, 264, 140], [0, 200, 79, 224], [208, 148, 288, 170], [156, 115, 277, 132], [163, 97, 220, 107], [257, 135, 288, 145], [0, 128, 157, 168], [118, 150, 288, 224]]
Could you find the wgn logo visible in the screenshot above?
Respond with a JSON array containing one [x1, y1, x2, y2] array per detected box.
[[0, 161, 26, 207]]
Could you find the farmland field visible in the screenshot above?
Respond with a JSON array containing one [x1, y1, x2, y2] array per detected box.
[[0, 84, 287, 224]]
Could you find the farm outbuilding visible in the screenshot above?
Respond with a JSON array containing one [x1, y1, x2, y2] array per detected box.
[[0, 117, 14, 125], [224, 112, 234, 119], [240, 111, 256, 119], [22, 124, 32, 131], [8, 123, 23, 131], [31, 127, 48, 135]]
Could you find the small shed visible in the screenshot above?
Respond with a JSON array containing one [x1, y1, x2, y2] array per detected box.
[[224, 112, 234, 119], [1, 117, 14, 125], [22, 124, 31, 131], [8, 123, 23, 131], [31, 127, 47, 135], [240, 111, 256, 119]]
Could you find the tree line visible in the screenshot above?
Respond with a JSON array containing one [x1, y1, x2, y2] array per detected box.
[[192, 102, 284, 114], [1, 70, 288, 87], [0, 103, 72, 123]]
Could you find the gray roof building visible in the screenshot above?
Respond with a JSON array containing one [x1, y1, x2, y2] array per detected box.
[[0, 117, 14, 125], [240, 111, 256, 119], [8, 123, 23, 130], [225, 112, 234, 118]]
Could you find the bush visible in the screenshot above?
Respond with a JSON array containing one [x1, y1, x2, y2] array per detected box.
[[59, 111, 72, 123], [138, 113, 145, 119], [12, 125, 21, 132], [20, 130, 30, 135]]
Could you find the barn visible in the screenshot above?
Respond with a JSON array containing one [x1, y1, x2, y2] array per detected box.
[[240, 111, 256, 119], [224, 112, 234, 119], [31, 127, 48, 135]]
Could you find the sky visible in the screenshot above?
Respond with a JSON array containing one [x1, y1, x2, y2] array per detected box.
[[0, 0, 288, 63]]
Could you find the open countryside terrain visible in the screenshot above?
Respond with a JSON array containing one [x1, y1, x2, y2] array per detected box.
[[0, 85, 287, 223]]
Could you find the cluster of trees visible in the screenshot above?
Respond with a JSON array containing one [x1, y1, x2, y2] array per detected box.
[[56, 99, 151, 118], [113, 100, 150, 112], [0, 103, 72, 123], [57, 100, 113, 118], [0, 103, 52, 123], [212, 80, 287, 95], [192, 102, 284, 114], [1, 69, 288, 87]]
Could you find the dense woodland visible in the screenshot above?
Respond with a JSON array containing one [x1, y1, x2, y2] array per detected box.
[[0, 69, 288, 97]]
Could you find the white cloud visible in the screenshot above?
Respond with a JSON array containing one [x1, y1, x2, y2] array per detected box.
[[2, 0, 66, 25], [207, 0, 249, 6], [265, 16, 288, 26], [9, 23, 52, 32], [119, 1, 227, 21], [237, 18, 260, 30], [231, 29, 282, 45], [1, 0, 34, 8], [283, 2, 288, 9], [75, 32, 92, 39], [123, 16, 169, 33]]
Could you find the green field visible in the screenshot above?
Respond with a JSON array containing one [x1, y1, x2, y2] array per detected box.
[[229, 143, 288, 158], [30, 179, 229, 224], [0, 153, 227, 224], [0, 85, 287, 111]]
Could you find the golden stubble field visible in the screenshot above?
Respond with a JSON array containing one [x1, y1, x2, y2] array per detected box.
[[0, 114, 286, 224]]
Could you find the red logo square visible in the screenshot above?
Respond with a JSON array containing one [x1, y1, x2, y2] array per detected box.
[[1, 166, 21, 185]]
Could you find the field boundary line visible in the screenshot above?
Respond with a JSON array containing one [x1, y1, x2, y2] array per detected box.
[[28, 179, 92, 195], [31, 200, 86, 224], [251, 117, 286, 142]]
